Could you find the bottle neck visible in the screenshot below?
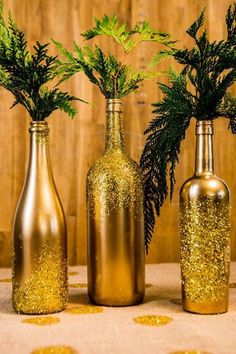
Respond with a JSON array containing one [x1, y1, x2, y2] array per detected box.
[[195, 120, 214, 176], [105, 99, 125, 151], [28, 121, 52, 179]]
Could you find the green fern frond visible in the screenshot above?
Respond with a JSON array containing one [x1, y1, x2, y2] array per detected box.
[[0, 1, 82, 121], [141, 3, 236, 251], [82, 15, 134, 53], [141, 71, 193, 251], [54, 15, 173, 99], [82, 15, 175, 54]]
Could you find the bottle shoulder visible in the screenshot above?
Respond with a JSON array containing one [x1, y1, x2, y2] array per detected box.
[[180, 174, 230, 199], [87, 150, 143, 187], [88, 150, 142, 176]]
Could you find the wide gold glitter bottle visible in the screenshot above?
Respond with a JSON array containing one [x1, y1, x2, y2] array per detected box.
[[87, 99, 145, 306], [12, 121, 68, 314], [180, 120, 231, 314]]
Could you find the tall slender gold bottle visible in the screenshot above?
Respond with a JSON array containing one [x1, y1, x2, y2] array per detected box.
[[87, 99, 145, 306], [180, 121, 231, 314], [12, 121, 68, 314]]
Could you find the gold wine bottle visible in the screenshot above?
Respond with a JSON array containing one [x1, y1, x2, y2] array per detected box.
[[180, 120, 231, 314], [87, 99, 145, 306], [12, 121, 68, 314]]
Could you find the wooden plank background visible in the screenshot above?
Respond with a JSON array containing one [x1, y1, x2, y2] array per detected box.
[[0, 0, 235, 266]]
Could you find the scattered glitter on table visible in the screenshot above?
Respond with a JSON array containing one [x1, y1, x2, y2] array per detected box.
[[22, 316, 60, 326], [31, 345, 77, 354], [133, 315, 173, 326], [64, 305, 103, 314]]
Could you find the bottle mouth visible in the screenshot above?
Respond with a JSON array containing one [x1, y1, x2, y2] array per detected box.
[[29, 120, 49, 133], [195, 120, 213, 135], [106, 98, 123, 113]]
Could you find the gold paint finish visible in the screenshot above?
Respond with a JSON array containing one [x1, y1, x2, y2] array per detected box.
[[22, 316, 60, 326], [87, 99, 145, 306], [64, 305, 103, 314], [133, 315, 173, 326], [12, 121, 68, 314], [180, 121, 231, 314], [32, 346, 77, 354]]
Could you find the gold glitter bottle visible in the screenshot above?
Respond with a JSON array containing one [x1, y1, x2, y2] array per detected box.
[[87, 99, 145, 306], [180, 120, 231, 314], [12, 121, 68, 314]]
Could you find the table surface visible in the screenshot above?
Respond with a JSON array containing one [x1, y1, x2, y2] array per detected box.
[[0, 263, 236, 354]]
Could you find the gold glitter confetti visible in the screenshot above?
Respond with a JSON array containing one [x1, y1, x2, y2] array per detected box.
[[0, 278, 11, 283], [68, 271, 79, 276], [64, 305, 103, 314], [133, 315, 173, 326], [69, 283, 87, 288], [180, 197, 231, 304], [22, 316, 60, 326], [229, 283, 236, 288], [13, 241, 68, 314], [31, 346, 77, 354], [145, 283, 153, 288]]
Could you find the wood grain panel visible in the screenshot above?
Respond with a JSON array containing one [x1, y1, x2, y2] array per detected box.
[[0, 0, 235, 266]]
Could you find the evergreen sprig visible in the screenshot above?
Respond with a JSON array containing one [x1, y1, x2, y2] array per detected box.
[[0, 2, 83, 121], [141, 3, 236, 251], [54, 15, 174, 99]]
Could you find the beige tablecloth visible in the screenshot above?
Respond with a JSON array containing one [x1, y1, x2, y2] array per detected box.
[[0, 263, 236, 354]]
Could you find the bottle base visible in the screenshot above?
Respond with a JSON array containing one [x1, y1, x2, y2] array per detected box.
[[12, 303, 67, 315], [89, 293, 144, 307], [183, 299, 228, 315]]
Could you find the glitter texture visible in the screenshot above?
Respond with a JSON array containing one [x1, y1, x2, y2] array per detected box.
[[13, 240, 68, 314], [87, 100, 143, 219], [87, 148, 143, 218], [133, 315, 173, 326], [22, 316, 60, 326], [86, 99, 145, 306], [69, 283, 87, 288], [31, 346, 77, 354], [12, 121, 68, 315], [180, 197, 231, 306], [64, 305, 103, 314], [0, 278, 11, 283]]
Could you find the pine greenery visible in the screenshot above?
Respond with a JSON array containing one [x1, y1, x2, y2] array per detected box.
[[0, 2, 82, 121], [53, 15, 174, 99], [141, 3, 236, 251]]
